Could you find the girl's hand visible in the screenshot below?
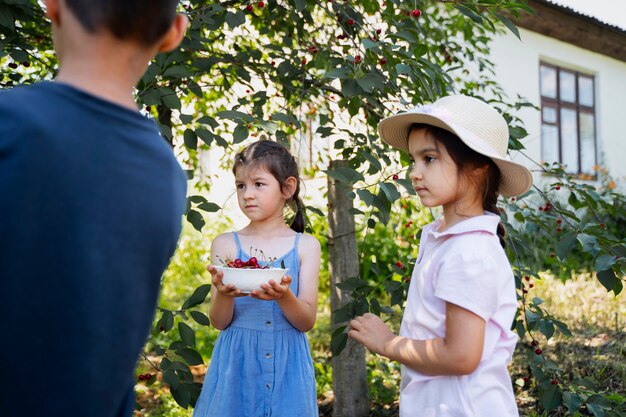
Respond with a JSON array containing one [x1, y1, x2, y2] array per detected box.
[[348, 313, 397, 356], [207, 264, 242, 297], [250, 275, 293, 301]]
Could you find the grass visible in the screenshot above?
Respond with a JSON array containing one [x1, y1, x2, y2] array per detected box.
[[134, 271, 624, 416]]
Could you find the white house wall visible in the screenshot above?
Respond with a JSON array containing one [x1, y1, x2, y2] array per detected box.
[[489, 27, 626, 183]]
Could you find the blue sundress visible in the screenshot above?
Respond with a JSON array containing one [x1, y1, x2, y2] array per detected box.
[[193, 232, 318, 417]]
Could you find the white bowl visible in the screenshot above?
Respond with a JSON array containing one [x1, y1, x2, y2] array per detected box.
[[215, 266, 289, 293]]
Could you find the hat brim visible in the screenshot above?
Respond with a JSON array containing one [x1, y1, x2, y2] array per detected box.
[[378, 112, 533, 197]]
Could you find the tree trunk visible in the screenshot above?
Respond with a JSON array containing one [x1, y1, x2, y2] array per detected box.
[[327, 159, 369, 417]]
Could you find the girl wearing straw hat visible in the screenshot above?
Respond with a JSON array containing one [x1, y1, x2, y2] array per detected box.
[[348, 95, 531, 417]]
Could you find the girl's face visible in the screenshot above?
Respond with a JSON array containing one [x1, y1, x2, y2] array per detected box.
[[235, 165, 292, 222], [407, 128, 461, 210]]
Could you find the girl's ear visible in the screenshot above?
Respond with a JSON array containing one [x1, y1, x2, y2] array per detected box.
[[282, 176, 298, 199]]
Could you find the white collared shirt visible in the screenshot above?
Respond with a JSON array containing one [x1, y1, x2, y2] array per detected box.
[[399, 213, 519, 417]]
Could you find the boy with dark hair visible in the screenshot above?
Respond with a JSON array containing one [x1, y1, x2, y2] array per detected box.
[[0, 0, 188, 415]]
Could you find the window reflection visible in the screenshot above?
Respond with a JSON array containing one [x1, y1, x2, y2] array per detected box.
[[579, 77, 594, 107], [540, 66, 557, 98], [560, 71, 576, 103]]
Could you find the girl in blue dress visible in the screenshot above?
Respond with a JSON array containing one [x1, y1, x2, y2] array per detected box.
[[193, 140, 321, 417]]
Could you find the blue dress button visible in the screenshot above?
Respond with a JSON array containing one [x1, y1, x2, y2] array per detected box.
[[265, 321, 272, 327]]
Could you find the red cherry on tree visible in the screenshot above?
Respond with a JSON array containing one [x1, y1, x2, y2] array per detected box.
[[347, 18, 355, 25], [257, 1, 265, 7], [354, 55, 362, 63], [412, 9, 421, 17], [379, 58, 387, 65], [395, 261, 405, 269], [245, 4, 253, 12], [392, 174, 399, 180]]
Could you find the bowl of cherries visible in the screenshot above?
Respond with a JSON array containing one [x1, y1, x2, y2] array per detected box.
[[215, 257, 288, 293]]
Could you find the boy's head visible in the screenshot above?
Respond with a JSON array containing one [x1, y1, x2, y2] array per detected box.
[[62, 0, 180, 46]]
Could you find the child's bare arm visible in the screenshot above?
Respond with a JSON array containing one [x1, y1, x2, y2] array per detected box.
[[348, 302, 485, 375]]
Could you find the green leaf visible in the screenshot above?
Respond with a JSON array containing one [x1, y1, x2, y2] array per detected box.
[[577, 233, 598, 254], [336, 277, 369, 291], [340, 78, 362, 98], [183, 129, 197, 150], [556, 232, 578, 260], [379, 182, 401, 204], [216, 110, 254, 123], [539, 384, 562, 412], [324, 67, 350, 79], [233, 124, 249, 143], [170, 384, 191, 409], [538, 319, 555, 340], [370, 297, 381, 316], [294, 0, 305, 12], [393, 30, 418, 43], [190, 310, 210, 326], [271, 112, 298, 125], [395, 64, 411, 75], [330, 326, 348, 356], [356, 189, 375, 206], [163, 65, 193, 78], [197, 115, 219, 128], [163, 369, 180, 389], [180, 114, 194, 124], [356, 72, 385, 93], [586, 394, 612, 417], [596, 269, 619, 293], [358, 149, 382, 171], [455, 4, 483, 24], [225, 11, 245, 29], [258, 121, 278, 134], [333, 302, 355, 323], [176, 347, 204, 366], [495, 13, 521, 40], [325, 166, 363, 184], [595, 254, 617, 272], [562, 391, 584, 411], [156, 310, 174, 332], [348, 97, 361, 116], [161, 88, 181, 110], [362, 38, 379, 50], [186, 209, 205, 232], [0, 8, 15, 30], [178, 322, 196, 347], [197, 201, 220, 213], [182, 284, 211, 309], [396, 178, 415, 195]]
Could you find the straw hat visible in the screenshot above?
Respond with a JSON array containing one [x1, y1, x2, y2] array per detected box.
[[378, 95, 533, 196]]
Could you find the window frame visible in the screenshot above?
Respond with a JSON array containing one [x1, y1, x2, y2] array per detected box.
[[539, 61, 597, 177]]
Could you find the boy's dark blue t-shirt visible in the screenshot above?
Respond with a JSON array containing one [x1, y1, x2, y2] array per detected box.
[[0, 82, 187, 416]]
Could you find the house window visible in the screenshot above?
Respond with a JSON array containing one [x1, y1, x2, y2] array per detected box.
[[540, 62, 596, 176]]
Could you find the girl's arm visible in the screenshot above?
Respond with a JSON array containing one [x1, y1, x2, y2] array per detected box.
[[208, 233, 240, 330], [348, 302, 485, 375], [251, 234, 320, 332]]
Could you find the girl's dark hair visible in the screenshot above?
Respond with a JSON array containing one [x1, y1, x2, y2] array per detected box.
[[65, 0, 179, 46], [411, 124, 506, 248], [233, 140, 305, 233]]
